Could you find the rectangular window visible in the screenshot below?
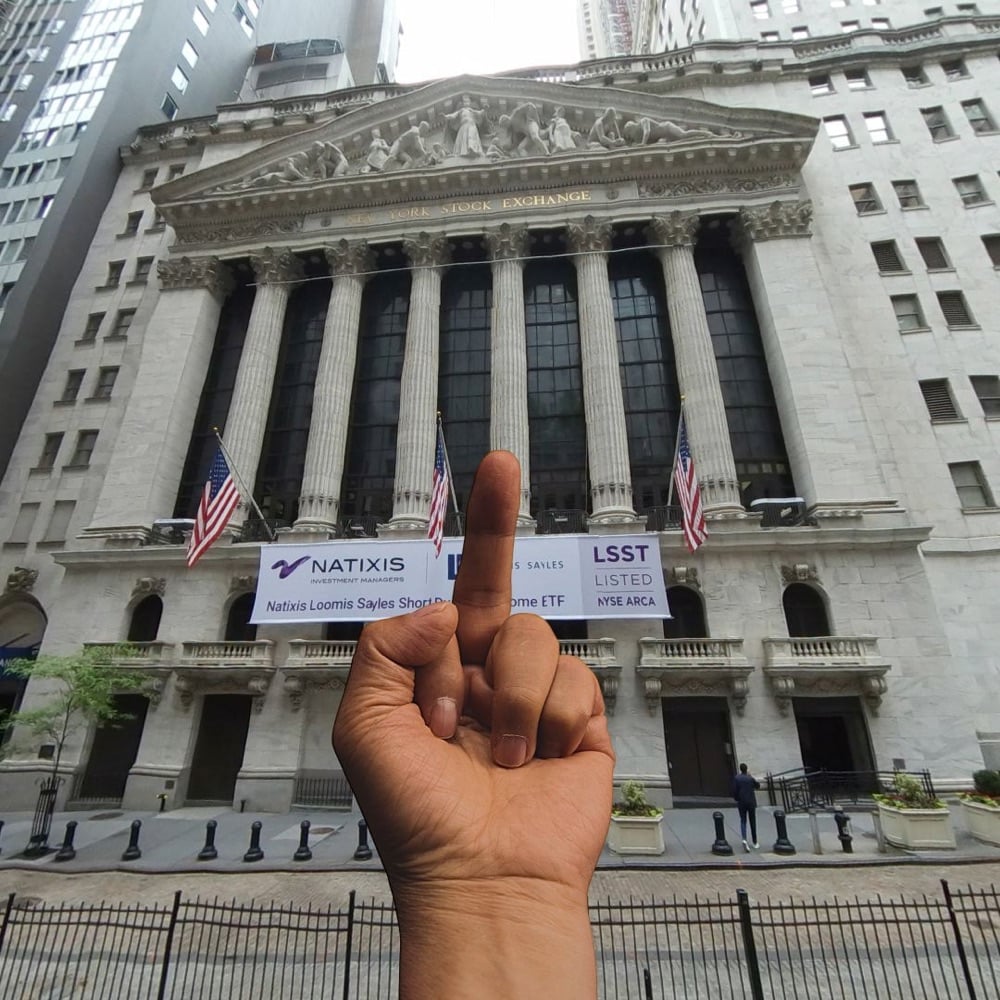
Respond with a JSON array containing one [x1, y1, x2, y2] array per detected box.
[[59, 369, 85, 403], [941, 59, 968, 80], [41, 500, 74, 543], [823, 115, 854, 149], [810, 74, 833, 96], [982, 234, 1000, 266], [37, 432, 62, 470], [92, 366, 118, 400], [161, 93, 178, 120], [963, 99, 995, 134], [234, 3, 254, 37], [8, 502, 39, 543], [193, 8, 210, 35], [170, 66, 189, 93], [760, 30, 779, 40], [954, 175, 989, 206], [949, 462, 994, 509], [109, 308, 135, 339], [0, 282, 15, 308], [17, 237, 34, 262], [970, 375, 1000, 417], [80, 312, 105, 343], [924, 5, 943, 14], [104, 260, 124, 287], [921, 106, 954, 141], [139, 167, 158, 190], [891, 294, 926, 332], [168, 164, 186, 180], [181, 41, 199, 67], [750, 0, 770, 17], [121, 211, 142, 236], [36, 196, 53, 219], [937, 291, 975, 327], [132, 256, 154, 283], [916, 237, 951, 270], [919, 379, 960, 421], [845, 68, 871, 89], [841, 20, 861, 31], [850, 182, 881, 213], [148, 209, 165, 231], [892, 179, 924, 208], [782, 0, 800, 10], [871, 16, 890, 28], [67, 429, 98, 467], [957, 3, 979, 12], [791, 26, 810, 39], [870, 240, 906, 273], [864, 111, 892, 142]]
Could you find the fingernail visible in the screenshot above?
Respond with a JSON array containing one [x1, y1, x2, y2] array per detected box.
[[429, 697, 457, 739], [494, 734, 528, 768]]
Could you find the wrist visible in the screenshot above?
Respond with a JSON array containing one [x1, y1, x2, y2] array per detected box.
[[391, 877, 596, 1000]]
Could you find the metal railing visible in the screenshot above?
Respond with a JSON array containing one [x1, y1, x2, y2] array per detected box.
[[537, 508, 589, 534], [765, 768, 936, 813], [237, 517, 283, 543], [292, 774, 354, 809], [642, 505, 683, 531], [1, 882, 997, 999]]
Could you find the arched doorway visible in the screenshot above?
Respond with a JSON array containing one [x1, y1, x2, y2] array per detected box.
[[663, 586, 707, 639], [225, 593, 257, 641], [0, 594, 46, 743], [783, 583, 831, 637], [127, 595, 162, 642]]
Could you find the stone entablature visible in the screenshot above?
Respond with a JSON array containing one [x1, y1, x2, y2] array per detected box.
[[637, 638, 753, 714]]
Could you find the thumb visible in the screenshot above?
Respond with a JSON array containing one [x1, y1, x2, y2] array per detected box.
[[333, 602, 459, 757]]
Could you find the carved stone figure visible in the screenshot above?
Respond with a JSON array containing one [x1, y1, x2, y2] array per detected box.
[[623, 117, 728, 145], [443, 95, 487, 157], [545, 106, 582, 152], [4, 566, 37, 594], [486, 113, 515, 159], [507, 103, 549, 157], [241, 140, 348, 188], [588, 108, 624, 149], [385, 121, 440, 170], [362, 128, 390, 172]]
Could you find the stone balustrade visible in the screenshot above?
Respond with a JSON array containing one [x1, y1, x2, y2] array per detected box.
[[762, 636, 885, 669], [636, 637, 752, 714], [83, 641, 175, 666], [179, 640, 275, 667], [284, 639, 357, 668], [559, 638, 621, 715]]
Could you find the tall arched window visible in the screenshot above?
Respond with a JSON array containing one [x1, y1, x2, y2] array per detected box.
[[128, 595, 162, 642], [225, 593, 257, 642], [663, 586, 707, 639], [783, 583, 831, 637]]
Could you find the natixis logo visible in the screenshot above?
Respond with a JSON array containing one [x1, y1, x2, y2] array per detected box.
[[271, 556, 310, 579]]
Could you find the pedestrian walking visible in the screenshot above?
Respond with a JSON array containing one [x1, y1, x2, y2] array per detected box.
[[732, 762, 761, 851]]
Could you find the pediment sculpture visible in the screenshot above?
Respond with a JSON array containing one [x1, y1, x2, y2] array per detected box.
[[216, 98, 743, 193]]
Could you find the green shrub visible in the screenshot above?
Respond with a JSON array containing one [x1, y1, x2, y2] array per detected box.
[[972, 769, 1000, 797], [612, 780, 663, 817]]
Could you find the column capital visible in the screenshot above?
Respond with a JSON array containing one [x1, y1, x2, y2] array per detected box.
[[250, 247, 304, 285], [735, 200, 813, 243], [403, 232, 451, 269], [648, 211, 700, 249], [324, 238, 375, 278], [566, 215, 612, 255], [485, 223, 530, 262], [157, 256, 233, 297]]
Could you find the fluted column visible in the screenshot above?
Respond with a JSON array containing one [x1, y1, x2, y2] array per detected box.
[[650, 212, 743, 515], [294, 240, 374, 533], [224, 247, 303, 527], [566, 216, 636, 522], [86, 257, 233, 535], [485, 223, 533, 525], [387, 232, 450, 529]]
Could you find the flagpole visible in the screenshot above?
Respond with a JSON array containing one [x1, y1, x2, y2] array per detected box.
[[666, 396, 685, 511], [437, 412, 460, 516], [213, 428, 276, 542]]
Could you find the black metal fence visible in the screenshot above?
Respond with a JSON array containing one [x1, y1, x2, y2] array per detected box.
[[1, 881, 997, 999], [765, 768, 936, 814]]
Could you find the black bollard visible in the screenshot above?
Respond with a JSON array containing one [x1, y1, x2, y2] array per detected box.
[[54, 820, 78, 862], [243, 820, 264, 863], [772, 810, 796, 855], [353, 819, 372, 861], [157, 793, 167, 813], [197, 819, 218, 861], [711, 811, 733, 856], [0, 818, 4, 855], [834, 810, 854, 854], [122, 819, 142, 861], [293, 820, 312, 862]]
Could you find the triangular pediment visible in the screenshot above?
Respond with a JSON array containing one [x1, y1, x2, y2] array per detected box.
[[154, 74, 818, 245]]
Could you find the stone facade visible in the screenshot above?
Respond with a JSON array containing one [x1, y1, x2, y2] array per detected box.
[[1, 15, 998, 812]]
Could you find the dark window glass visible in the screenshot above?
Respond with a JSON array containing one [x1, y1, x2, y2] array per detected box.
[[663, 586, 708, 638], [225, 593, 257, 641], [609, 250, 680, 510], [695, 225, 793, 505], [175, 273, 252, 516], [254, 277, 328, 526], [438, 262, 491, 509], [340, 269, 410, 519], [525, 258, 587, 513], [128, 595, 162, 642], [783, 583, 831, 637]]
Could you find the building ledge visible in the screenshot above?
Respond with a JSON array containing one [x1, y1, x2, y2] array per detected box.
[[637, 638, 752, 714]]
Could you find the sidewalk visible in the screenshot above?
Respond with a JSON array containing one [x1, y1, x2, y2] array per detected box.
[[2, 802, 999, 874]]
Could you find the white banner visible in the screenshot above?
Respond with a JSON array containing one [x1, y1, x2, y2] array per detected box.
[[250, 534, 670, 624]]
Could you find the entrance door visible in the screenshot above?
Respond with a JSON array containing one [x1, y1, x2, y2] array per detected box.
[[662, 697, 735, 797], [794, 697, 875, 774], [187, 694, 252, 803], [77, 694, 149, 801]]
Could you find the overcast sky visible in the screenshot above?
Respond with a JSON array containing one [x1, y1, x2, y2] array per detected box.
[[395, 0, 581, 84]]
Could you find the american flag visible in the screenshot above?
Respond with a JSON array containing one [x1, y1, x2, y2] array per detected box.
[[187, 447, 240, 568], [427, 426, 449, 557], [673, 412, 707, 553]]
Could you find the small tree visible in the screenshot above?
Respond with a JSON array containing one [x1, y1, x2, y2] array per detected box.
[[3, 645, 148, 781]]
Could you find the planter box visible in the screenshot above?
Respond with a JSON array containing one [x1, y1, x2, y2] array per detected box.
[[607, 814, 665, 856], [961, 799, 1000, 847], [877, 802, 956, 850]]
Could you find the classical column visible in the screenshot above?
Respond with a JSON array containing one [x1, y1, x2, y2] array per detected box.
[[566, 216, 636, 522], [386, 232, 450, 529], [224, 247, 303, 528], [485, 223, 533, 525], [650, 212, 743, 515], [86, 257, 233, 536], [294, 240, 374, 533]]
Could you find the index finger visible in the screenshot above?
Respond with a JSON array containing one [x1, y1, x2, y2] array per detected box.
[[452, 450, 520, 665]]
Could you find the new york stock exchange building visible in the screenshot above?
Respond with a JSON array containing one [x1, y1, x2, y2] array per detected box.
[[2, 51, 997, 812]]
